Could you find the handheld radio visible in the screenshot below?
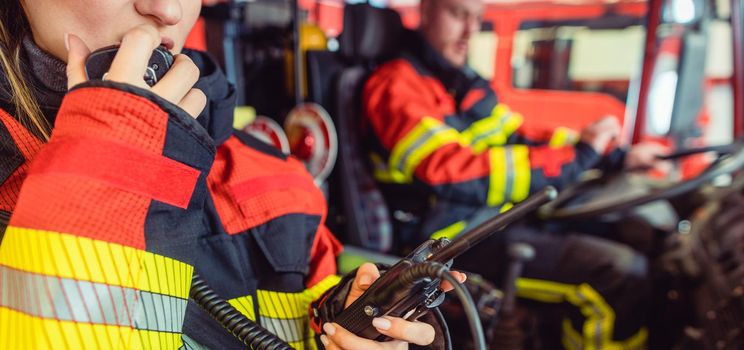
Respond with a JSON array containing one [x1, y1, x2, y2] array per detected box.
[[333, 187, 557, 343], [84, 45, 173, 86]]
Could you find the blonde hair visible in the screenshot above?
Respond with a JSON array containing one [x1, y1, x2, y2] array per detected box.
[[0, 1, 50, 140]]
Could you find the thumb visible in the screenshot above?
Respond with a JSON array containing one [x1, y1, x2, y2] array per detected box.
[[66, 33, 91, 89], [344, 263, 381, 308]]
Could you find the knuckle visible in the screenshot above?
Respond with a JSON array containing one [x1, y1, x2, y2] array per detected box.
[[186, 64, 200, 82], [175, 55, 200, 81]]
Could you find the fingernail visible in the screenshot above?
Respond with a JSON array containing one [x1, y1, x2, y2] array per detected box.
[[320, 334, 329, 346], [64, 33, 70, 51], [323, 323, 336, 336], [358, 274, 373, 287], [372, 317, 391, 331]]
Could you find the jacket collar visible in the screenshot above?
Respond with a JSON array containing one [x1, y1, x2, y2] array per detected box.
[[400, 30, 480, 107], [0, 39, 236, 146]]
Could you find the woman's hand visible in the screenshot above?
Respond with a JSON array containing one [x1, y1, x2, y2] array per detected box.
[[320, 263, 467, 349], [65, 24, 206, 119]]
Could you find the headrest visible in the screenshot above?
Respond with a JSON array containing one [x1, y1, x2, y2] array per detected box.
[[338, 4, 404, 62]]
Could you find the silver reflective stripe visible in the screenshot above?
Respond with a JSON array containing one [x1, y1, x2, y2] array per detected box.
[[0, 265, 187, 333], [180, 335, 210, 350], [395, 124, 450, 173], [259, 316, 305, 343], [504, 147, 515, 200], [470, 115, 509, 145]]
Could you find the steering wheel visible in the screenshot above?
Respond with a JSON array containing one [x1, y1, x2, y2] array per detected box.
[[539, 141, 744, 220]]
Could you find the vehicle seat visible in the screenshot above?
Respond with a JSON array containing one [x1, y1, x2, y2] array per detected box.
[[305, 4, 404, 254]]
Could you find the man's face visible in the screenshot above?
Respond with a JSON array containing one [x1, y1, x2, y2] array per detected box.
[[420, 0, 484, 68]]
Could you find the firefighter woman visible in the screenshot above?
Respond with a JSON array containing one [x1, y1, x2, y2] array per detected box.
[[0, 0, 464, 349], [362, 0, 668, 348]]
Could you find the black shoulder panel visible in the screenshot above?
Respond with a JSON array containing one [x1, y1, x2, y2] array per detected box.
[[232, 129, 288, 161]]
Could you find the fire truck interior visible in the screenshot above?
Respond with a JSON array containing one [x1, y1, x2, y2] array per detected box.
[[188, 0, 744, 348]]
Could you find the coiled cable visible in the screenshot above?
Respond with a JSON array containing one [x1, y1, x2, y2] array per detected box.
[[394, 262, 487, 350], [190, 273, 294, 350]]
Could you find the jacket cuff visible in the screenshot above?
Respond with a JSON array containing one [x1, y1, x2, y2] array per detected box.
[[60, 81, 214, 159], [597, 148, 627, 173], [574, 141, 603, 171], [310, 266, 361, 334]]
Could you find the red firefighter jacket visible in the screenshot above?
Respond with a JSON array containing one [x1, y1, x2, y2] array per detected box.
[[0, 48, 341, 349], [363, 31, 623, 236]]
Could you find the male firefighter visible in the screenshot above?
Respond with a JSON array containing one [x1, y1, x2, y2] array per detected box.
[[362, 0, 666, 348]]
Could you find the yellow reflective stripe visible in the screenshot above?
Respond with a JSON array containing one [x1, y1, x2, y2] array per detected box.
[[500, 202, 515, 213], [461, 110, 503, 144], [431, 221, 466, 240], [516, 278, 628, 350], [620, 327, 649, 350], [487, 146, 530, 206], [257, 290, 305, 319], [0, 307, 182, 350], [549, 127, 579, 148], [370, 153, 409, 184], [307, 274, 342, 301], [572, 283, 614, 350], [389, 117, 462, 181], [487, 147, 508, 206], [226, 275, 340, 350], [255, 274, 341, 319], [464, 104, 524, 153], [430, 204, 512, 240], [562, 318, 583, 350], [511, 145, 531, 202], [563, 319, 649, 350], [0, 227, 192, 298], [228, 295, 256, 320], [516, 278, 573, 303]]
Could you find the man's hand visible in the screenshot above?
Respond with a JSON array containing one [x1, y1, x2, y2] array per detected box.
[[320, 263, 467, 350], [580, 116, 621, 154], [625, 142, 671, 170]]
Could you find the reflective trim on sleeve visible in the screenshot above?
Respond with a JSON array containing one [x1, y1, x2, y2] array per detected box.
[[487, 145, 530, 207], [0, 266, 187, 333], [388, 117, 462, 182], [430, 204, 513, 241], [226, 274, 341, 350], [511, 145, 531, 202], [0, 227, 193, 298], [462, 104, 524, 153], [549, 127, 580, 148], [0, 226, 194, 349], [0, 306, 184, 349], [430, 221, 467, 241]]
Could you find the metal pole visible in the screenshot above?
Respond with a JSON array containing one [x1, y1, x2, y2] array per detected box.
[[292, 0, 303, 106], [632, 0, 664, 144], [732, 0, 744, 137]]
